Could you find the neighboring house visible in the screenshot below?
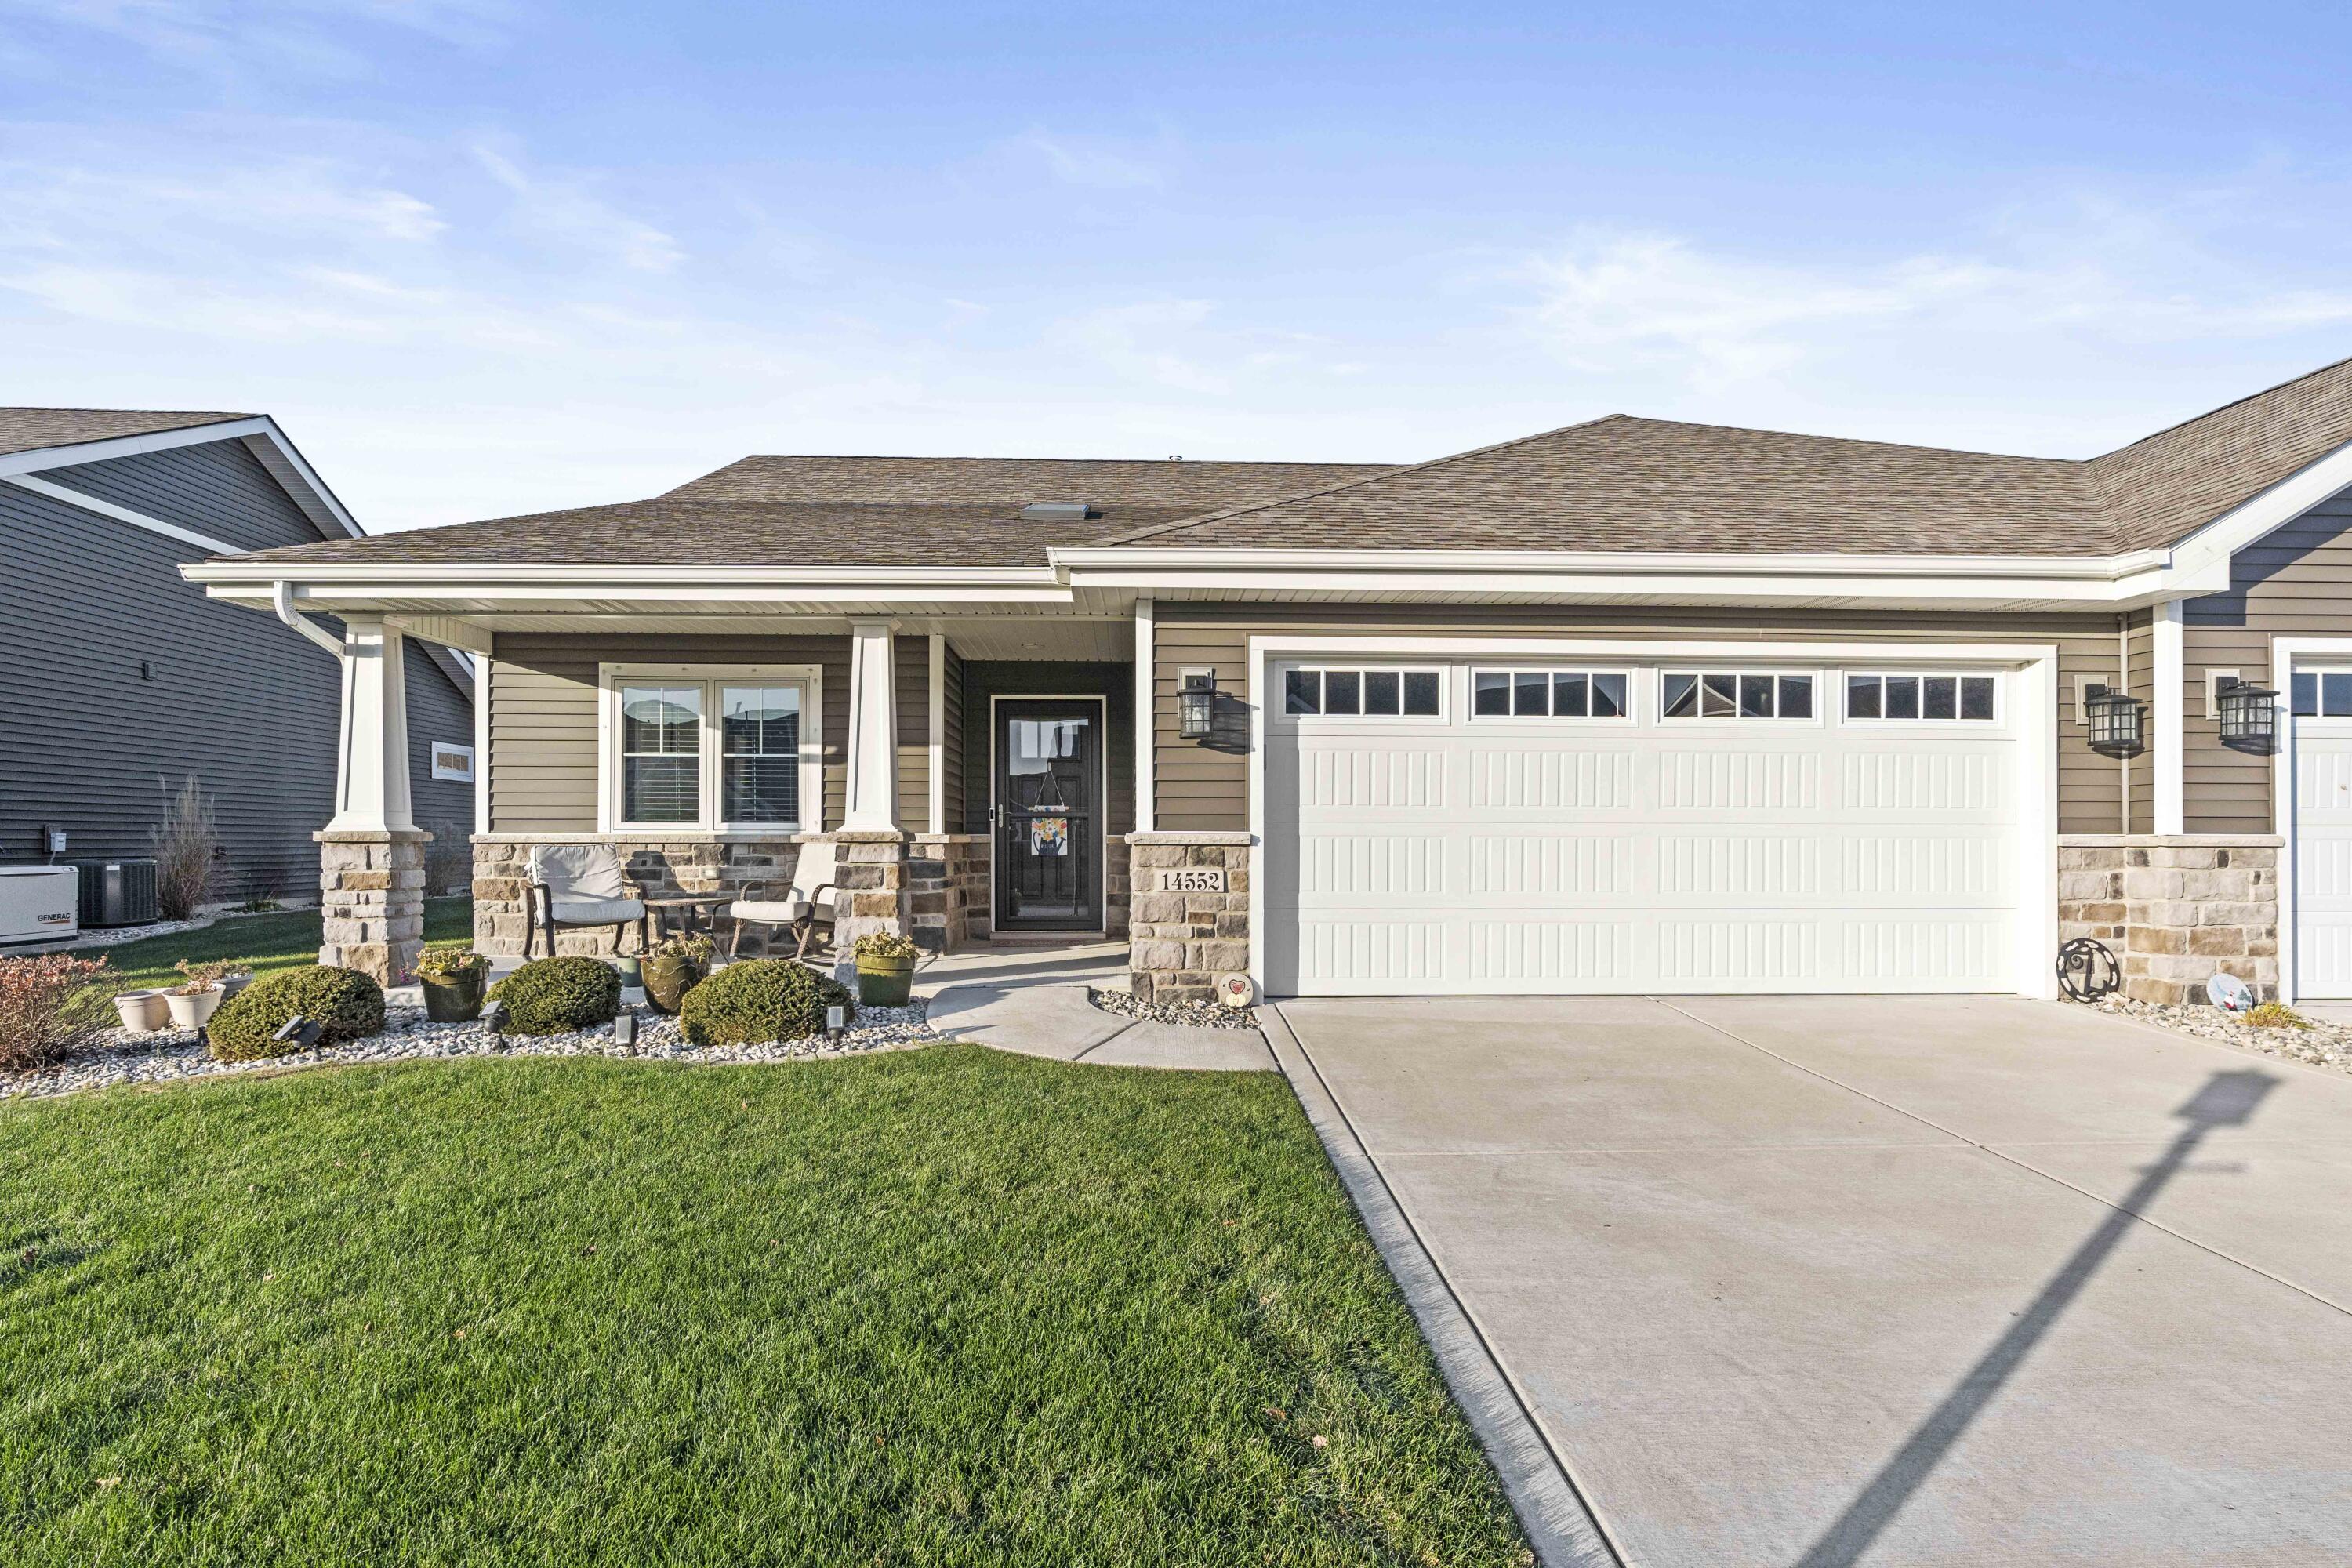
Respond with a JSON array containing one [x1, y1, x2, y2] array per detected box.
[[2, 409, 477, 905], [186, 358, 2352, 1006]]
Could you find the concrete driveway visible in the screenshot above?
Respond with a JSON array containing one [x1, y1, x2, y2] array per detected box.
[[1277, 995, 2352, 1568]]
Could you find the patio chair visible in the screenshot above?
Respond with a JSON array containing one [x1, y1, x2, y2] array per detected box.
[[726, 840, 844, 962], [525, 844, 651, 960]]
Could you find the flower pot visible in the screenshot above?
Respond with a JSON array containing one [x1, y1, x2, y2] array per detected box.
[[165, 985, 223, 1030], [113, 989, 170, 1033], [613, 955, 642, 988], [856, 955, 915, 1008], [218, 972, 254, 1000], [641, 953, 706, 1015], [419, 966, 488, 1023]]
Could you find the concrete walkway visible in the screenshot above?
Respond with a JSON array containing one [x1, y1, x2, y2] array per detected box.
[[1280, 993, 2352, 1568], [916, 942, 1275, 1071]]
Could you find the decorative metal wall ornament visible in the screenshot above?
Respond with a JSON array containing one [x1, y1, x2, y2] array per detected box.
[[2216, 681, 2279, 753], [1178, 670, 1218, 739], [2084, 690, 2147, 757], [2056, 938, 2122, 1003]]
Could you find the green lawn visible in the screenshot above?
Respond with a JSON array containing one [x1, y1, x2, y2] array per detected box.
[[0, 1047, 1532, 1566], [75, 898, 473, 992]]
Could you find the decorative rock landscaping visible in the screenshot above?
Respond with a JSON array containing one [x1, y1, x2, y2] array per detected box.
[[0, 1000, 935, 1102], [1089, 987, 1261, 1029], [2092, 995, 2352, 1077]]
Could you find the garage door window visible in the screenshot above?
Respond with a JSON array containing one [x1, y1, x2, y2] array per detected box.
[[1663, 671, 1813, 720], [1284, 667, 1442, 718], [1472, 669, 1630, 719], [2292, 671, 2352, 717], [1846, 673, 1998, 722]]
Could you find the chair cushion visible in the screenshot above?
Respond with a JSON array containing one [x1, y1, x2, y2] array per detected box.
[[728, 898, 809, 924], [530, 843, 630, 900], [546, 896, 644, 925]]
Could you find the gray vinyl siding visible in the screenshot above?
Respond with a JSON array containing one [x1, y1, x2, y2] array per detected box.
[[486, 633, 850, 833], [1152, 602, 2131, 834], [957, 661, 1134, 838], [2183, 484, 2352, 833], [2123, 608, 2154, 835], [0, 439, 476, 895], [895, 634, 929, 831], [940, 641, 966, 832], [42, 439, 325, 555]]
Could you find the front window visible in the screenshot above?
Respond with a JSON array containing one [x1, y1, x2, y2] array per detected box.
[[1662, 671, 1814, 720], [606, 667, 819, 830], [1472, 669, 1629, 718]]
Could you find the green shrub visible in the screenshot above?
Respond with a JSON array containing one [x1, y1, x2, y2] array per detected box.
[[208, 965, 385, 1061], [488, 956, 622, 1036], [678, 960, 853, 1047]]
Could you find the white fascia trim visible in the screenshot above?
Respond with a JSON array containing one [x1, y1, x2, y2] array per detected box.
[[1057, 545, 2172, 577], [185, 561, 1064, 586], [2168, 435, 2352, 582], [3, 472, 243, 555], [0, 416, 365, 542], [2153, 602, 2185, 833], [1241, 632, 2062, 1003]]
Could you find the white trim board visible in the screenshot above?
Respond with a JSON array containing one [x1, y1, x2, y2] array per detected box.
[[594, 662, 825, 837], [985, 693, 1110, 938], [1244, 633, 2060, 1002], [1, 415, 366, 541], [2, 472, 242, 555], [2269, 637, 2352, 1003]]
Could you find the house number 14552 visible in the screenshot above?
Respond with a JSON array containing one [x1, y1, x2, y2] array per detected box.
[[1156, 868, 1228, 893]]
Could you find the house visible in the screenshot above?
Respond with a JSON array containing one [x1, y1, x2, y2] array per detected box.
[[2, 409, 476, 906], [183, 357, 2352, 1006]]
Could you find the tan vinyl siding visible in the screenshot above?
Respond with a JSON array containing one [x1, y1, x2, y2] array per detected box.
[[487, 633, 849, 833], [2123, 608, 2154, 835], [895, 634, 928, 831], [1152, 602, 2131, 834], [2183, 484, 2352, 833]]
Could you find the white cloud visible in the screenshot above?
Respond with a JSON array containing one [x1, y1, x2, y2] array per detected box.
[[1047, 299, 1229, 394], [0, 0, 514, 77], [472, 142, 683, 274], [1004, 128, 1167, 191]]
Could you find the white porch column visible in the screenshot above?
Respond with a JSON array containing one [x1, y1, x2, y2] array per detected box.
[[1133, 597, 1155, 833], [2153, 599, 2185, 834], [841, 618, 902, 832], [328, 616, 415, 833]]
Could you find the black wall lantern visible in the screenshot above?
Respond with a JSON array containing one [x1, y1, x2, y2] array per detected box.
[[2085, 688, 2147, 757], [1178, 670, 1218, 739], [2216, 678, 2279, 753]]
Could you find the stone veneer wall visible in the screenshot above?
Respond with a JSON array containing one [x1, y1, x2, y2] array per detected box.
[[1126, 831, 1251, 1004], [473, 835, 863, 960], [908, 834, 985, 951], [318, 828, 429, 982], [2057, 833, 2280, 1004]]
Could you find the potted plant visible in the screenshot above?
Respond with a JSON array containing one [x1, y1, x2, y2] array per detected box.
[[852, 931, 920, 1008], [217, 967, 255, 1000], [165, 960, 233, 1031], [416, 949, 493, 1023], [641, 931, 713, 1015], [112, 988, 169, 1033]]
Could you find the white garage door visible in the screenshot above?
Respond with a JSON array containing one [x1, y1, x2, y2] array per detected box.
[[1265, 657, 2025, 996], [2291, 672, 2352, 998]]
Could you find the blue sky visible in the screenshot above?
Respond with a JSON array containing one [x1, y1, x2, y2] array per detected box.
[[7, 2, 2352, 531]]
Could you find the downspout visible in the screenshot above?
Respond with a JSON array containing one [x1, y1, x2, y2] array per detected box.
[[274, 579, 347, 659]]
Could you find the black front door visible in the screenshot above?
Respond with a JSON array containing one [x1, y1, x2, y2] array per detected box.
[[994, 700, 1103, 931]]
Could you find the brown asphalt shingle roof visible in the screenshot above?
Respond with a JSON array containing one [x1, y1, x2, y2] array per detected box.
[[209, 354, 2352, 569], [0, 407, 251, 459], [1106, 356, 2352, 558]]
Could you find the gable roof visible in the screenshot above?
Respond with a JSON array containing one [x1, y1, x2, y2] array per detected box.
[[0, 407, 252, 459], [1101, 356, 2352, 558]]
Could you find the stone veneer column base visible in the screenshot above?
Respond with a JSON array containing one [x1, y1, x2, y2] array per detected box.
[[318, 828, 430, 984], [829, 830, 911, 947], [909, 835, 985, 952], [2058, 833, 2281, 1005], [1127, 830, 1252, 1004]]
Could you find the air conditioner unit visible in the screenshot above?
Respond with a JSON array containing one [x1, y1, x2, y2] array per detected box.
[[65, 859, 160, 927], [0, 866, 79, 946]]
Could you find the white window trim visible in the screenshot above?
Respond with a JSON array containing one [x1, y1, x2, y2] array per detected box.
[[1656, 666, 1824, 725], [1468, 667, 1635, 723], [1276, 664, 1448, 722], [1838, 670, 2005, 727], [429, 742, 477, 782], [597, 663, 823, 835]]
